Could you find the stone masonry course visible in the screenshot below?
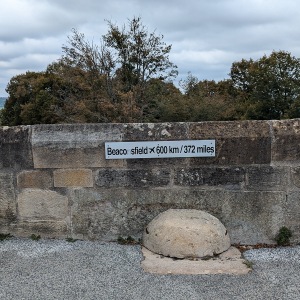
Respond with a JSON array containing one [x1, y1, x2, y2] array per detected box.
[[1, 120, 300, 244]]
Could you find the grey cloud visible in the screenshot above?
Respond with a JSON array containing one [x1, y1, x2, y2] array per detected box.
[[1, 0, 300, 96]]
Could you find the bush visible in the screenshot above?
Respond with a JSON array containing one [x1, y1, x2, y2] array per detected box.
[[275, 226, 292, 246]]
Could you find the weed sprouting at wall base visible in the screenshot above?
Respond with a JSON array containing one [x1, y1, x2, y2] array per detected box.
[[275, 227, 292, 246]]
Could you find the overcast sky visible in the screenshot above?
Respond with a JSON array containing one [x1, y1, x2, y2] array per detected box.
[[1, 0, 300, 96]]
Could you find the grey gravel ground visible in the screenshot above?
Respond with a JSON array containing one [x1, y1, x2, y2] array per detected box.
[[0, 238, 300, 300]]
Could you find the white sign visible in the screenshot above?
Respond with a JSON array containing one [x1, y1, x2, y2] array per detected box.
[[105, 140, 215, 159]]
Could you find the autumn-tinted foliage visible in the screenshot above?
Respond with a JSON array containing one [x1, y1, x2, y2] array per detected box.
[[2, 17, 300, 125]]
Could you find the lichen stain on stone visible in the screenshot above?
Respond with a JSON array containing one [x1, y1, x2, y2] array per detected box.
[[161, 129, 171, 137], [132, 124, 145, 130]]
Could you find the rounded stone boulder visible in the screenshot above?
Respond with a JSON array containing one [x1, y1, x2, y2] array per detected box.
[[143, 209, 230, 258]]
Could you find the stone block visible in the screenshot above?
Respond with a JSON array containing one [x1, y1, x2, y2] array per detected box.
[[175, 167, 245, 188], [141, 246, 250, 275], [17, 170, 53, 189], [69, 188, 126, 240], [0, 126, 33, 169], [291, 167, 300, 189], [0, 172, 17, 224], [283, 192, 300, 242], [14, 220, 69, 237], [54, 169, 93, 187], [95, 168, 170, 188], [123, 122, 188, 141], [189, 120, 271, 165], [126, 157, 189, 168], [32, 124, 125, 168], [271, 119, 300, 163], [18, 189, 68, 220], [245, 166, 288, 191], [221, 191, 286, 244]]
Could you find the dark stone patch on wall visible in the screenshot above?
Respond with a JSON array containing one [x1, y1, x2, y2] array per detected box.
[[174, 167, 245, 188], [126, 157, 189, 168], [272, 120, 300, 163], [189, 137, 271, 166], [0, 172, 16, 224], [95, 168, 171, 188], [245, 166, 288, 191], [0, 126, 33, 169], [189, 121, 271, 165]]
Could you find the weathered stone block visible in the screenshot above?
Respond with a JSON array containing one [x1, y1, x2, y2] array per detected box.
[[14, 221, 69, 237], [69, 188, 126, 240], [291, 167, 300, 188], [32, 124, 125, 168], [0, 172, 17, 224], [221, 191, 286, 244], [18, 189, 68, 220], [127, 157, 189, 168], [123, 123, 188, 141], [95, 168, 170, 188], [0, 126, 33, 169], [17, 170, 53, 189], [189, 121, 271, 165], [245, 166, 288, 191], [271, 119, 300, 163], [283, 192, 300, 242], [175, 167, 245, 188], [54, 169, 93, 187]]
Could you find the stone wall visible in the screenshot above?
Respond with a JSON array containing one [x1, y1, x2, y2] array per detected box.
[[1, 120, 300, 245]]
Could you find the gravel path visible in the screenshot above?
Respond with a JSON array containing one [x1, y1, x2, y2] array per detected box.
[[0, 238, 300, 300]]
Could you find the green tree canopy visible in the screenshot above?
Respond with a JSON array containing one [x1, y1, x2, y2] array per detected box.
[[230, 50, 300, 119]]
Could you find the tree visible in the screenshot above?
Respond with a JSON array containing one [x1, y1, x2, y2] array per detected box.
[[142, 79, 184, 122], [62, 17, 178, 120], [1, 18, 178, 125], [230, 50, 300, 119], [178, 72, 238, 121], [1, 71, 57, 126], [103, 17, 178, 90], [179, 72, 199, 97]]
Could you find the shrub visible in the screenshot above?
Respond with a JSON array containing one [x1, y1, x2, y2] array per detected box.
[[275, 226, 292, 246]]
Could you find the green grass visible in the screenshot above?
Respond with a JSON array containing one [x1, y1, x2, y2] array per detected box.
[[30, 234, 41, 241], [65, 237, 79, 243], [117, 236, 139, 245], [0, 233, 12, 241]]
